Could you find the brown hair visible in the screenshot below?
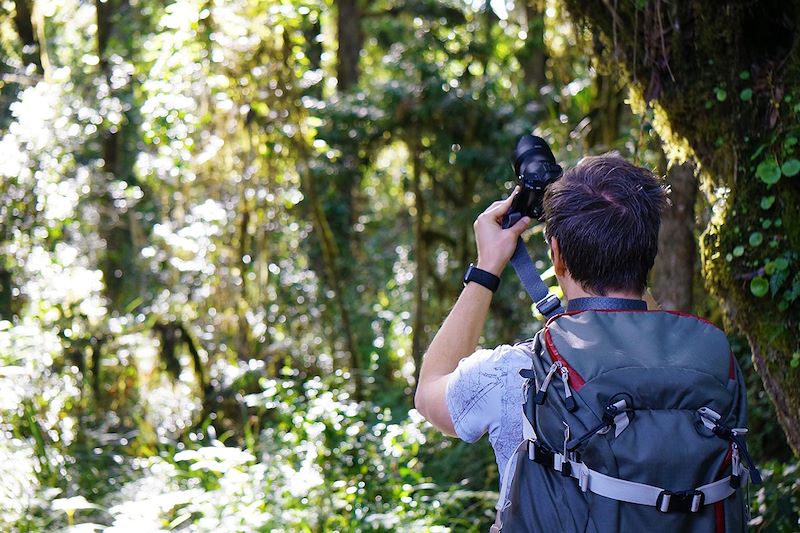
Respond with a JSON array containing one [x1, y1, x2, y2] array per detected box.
[[543, 153, 667, 295]]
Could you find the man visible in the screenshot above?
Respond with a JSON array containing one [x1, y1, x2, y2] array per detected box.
[[415, 153, 665, 470], [415, 153, 752, 531]]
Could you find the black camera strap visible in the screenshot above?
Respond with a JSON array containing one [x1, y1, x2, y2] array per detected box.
[[502, 214, 564, 319]]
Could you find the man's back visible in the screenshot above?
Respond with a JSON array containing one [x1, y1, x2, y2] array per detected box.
[[494, 305, 751, 532]]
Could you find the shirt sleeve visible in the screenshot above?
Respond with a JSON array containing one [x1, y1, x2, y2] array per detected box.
[[445, 344, 530, 446]]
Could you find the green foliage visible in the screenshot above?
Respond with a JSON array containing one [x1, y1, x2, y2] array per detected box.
[[756, 158, 782, 185], [1, 0, 797, 531], [750, 277, 769, 298], [749, 462, 800, 532], [782, 159, 800, 177]]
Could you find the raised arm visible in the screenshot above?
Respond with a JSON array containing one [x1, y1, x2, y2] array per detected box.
[[414, 188, 531, 435]]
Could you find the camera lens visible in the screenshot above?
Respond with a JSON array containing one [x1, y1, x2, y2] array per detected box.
[[513, 135, 557, 180], [508, 135, 562, 220]]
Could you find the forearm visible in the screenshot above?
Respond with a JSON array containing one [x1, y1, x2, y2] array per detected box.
[[414, 281, 493, 436], [418, 282, 493, 382]]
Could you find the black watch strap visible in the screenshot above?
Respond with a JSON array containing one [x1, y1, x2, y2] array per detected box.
[[463, 263, 500, 293]]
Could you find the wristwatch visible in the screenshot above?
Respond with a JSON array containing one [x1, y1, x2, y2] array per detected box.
[[463, 263, 500, 293]]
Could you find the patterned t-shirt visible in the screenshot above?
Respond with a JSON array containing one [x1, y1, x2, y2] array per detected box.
[[445, 344, 530, 486]]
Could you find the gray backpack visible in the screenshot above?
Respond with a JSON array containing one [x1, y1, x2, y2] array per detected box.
[[491, 308, 759, 532]]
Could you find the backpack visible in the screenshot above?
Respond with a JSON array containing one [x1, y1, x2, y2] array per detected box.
[[491, 308, 759, 532]]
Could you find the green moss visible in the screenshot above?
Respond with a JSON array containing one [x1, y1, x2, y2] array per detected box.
[[564, 0, 800, 451]]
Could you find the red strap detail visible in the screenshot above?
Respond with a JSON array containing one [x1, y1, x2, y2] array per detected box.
[[729, 351, 736, 380], [544, 328, 586, 390], [715, 500, 725, 533], [714, 446, 733, 533]]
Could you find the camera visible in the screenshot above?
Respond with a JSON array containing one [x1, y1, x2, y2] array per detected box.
[[504, 135, 563, 227]]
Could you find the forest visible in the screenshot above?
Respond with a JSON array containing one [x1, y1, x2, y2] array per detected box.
[[0, 0, 798, 531]]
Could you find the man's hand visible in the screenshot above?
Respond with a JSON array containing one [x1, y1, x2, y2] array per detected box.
[[474, 186, 532, 276]]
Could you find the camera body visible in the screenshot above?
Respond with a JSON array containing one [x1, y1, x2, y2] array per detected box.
[[503, 135, 563, 227]]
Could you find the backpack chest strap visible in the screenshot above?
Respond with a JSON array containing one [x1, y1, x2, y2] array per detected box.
[[529, 441, 748, 513]]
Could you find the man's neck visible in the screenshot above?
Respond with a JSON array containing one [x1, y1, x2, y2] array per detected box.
[[558, 276, 643, 302]]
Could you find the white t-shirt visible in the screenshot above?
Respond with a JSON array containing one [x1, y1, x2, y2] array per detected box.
[[445, 344, 530, 486]]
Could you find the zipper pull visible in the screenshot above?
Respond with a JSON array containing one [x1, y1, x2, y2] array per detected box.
[[559, 366, 578, 412], [534, 362, 560, 404], [561, 422, 572, 477], [731, 430, 762, 485], [711, 425, 762, 485], [730, 443, 741, 489]]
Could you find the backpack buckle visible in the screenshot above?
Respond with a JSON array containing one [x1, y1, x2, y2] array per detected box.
[[531, 441, 554, 468], [656, 489, 705, 513], [535, 293, 562, 317]]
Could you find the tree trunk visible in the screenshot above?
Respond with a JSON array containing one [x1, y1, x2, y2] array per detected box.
[[302, 166, 363, 401], [336, 0, 362, 91], [12, 0, 43, 74], [237, 195, 252, 361], [303, 13, 323, 99], [651, 160, 697, 312], [586, 73, 623, 151], [95, 0, 137, 311], [0, 268, 12, 319], [562, 0, 800, 454], [286, 12, 363, 398], [521, 2, 547, 91], [334, 0, 363, 258], [333, 0, 366, 394]]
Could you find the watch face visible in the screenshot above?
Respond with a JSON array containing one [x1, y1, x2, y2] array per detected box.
[[463, 264, 475, 284]]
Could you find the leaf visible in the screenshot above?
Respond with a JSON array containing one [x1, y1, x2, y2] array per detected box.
[[785, 275, 800, 302], [774, 257, 789, 270], [750, 143, 767, 161], [760, 196, 775, 209], [781, 158, 800, 177], [749, 232, 763, 246], [732, 245, 745, 257], [756, 158, 781, 185], [715, 88, 727, 102], [770, 269, 789, 296], [750, 277, 769, 297], [739, 88, 753, 101], [739, 70, 750, 80]]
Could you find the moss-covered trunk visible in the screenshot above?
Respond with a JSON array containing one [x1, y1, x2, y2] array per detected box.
[[561, 0, 800, 453]]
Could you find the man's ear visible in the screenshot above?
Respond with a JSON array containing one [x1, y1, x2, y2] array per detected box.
[[550, 237, 568, 277]]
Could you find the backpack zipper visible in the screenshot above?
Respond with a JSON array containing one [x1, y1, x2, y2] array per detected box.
[[533, 362, 560, 404], [559, 365, 578, 412], [531, 361, 579, 412]]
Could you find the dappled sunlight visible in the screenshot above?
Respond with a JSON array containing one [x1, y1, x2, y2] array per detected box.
[[0, 0, 797, 531]]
